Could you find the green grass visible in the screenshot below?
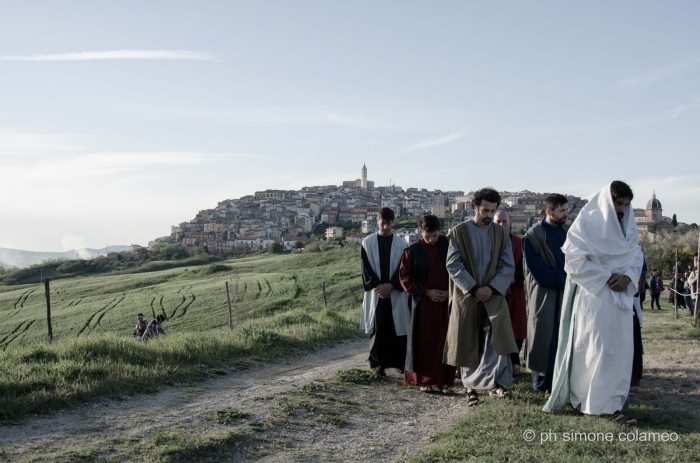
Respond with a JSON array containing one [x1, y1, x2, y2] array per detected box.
[[407, 300, 700, 463], [0, 247, 364, 420]]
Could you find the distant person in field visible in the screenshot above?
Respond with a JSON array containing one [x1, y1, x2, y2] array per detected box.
[[133, 313, 148, 338], [444, 188, 517, 406], [544, 181, 643, 427], [360, 207, 409, 376], [523, 193, 569, 398], [649, 270, 662, 310], [493, 210, 527, 378], [399, 214, 456, 393], [674, 274, 687, 310], [143, 314, 167, 340], [686, 253, 698, 316]]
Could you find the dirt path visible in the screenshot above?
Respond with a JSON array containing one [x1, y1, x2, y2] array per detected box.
[[0, 339, 475, 462]]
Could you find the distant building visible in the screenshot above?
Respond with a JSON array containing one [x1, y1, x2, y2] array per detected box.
[[325, 227, 344, 240], [431, 205, 446, 218], [397, 230, 420, 245], [362, 219, 378, 234], [636, 191, 674, 236]]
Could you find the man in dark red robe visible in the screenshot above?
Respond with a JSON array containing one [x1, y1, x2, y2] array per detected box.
[[494, 211, 527, 377], [399, 214, 456, 393]]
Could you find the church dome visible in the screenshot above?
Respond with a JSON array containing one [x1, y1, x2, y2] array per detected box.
[[646, 192, 661, 210]]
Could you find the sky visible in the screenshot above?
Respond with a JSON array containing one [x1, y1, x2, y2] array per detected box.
[[1, 1, 699, 252]]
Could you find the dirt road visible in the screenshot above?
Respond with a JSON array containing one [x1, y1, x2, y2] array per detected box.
[[0, 339, 474, 462]]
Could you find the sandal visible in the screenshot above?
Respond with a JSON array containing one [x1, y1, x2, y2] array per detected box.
[[544, 390, 551, 400], [489, 386, 512, 398], [467, 389, 479, 406], [419, 386, 436, 393], [376, 367, 386, 377], [610, 412, 637, 427], [438, 385, 454, 395]]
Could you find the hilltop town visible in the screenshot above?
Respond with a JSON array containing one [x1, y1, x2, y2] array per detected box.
[[144, 165, 676, 254]]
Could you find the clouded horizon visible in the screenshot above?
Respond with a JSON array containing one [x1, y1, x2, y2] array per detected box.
[[1, 1, 699, 252]]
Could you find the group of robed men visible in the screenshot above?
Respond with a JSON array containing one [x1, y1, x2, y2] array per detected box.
[[360, 182, 645, 426]]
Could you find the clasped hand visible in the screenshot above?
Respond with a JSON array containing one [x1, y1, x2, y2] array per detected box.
[[474, 286, 493, 302], [607, 273, 631, 292], [426, 288, 448, 303], [374, 283, 393, 299]]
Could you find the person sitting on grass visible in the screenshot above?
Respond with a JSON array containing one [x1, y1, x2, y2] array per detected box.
[[133, 313, 148, 338], [142, 314, 167, 340]]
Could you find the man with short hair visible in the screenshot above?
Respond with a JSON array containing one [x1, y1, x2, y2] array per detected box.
[[444, 188, 517, 406], [494, 210, 527, 377], [361, 207, 409, 376], [134, 313, 148, 338], [523, 193, 569, 397], [399, 214, 456, 393], [545, 181, 644, 427]]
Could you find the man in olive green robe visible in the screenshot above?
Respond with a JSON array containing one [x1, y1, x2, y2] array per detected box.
[[444, 188, 517, 405]]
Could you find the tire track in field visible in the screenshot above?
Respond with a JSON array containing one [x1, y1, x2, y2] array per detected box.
[[20, 288, 38, 307], [66, 297, 83, 308], [7, 288, 37, 318], [158, 296, 166, 318], [174, 294, 196, 319], [249, 280, 261, 300], [12, 289, 33, 310], [0, 320, 30, 346], [169, 295, 187, 319], [77, 297, 118, 337], [150, 297, 157, 319], [1, 319, 37, 348], [94, 294, 126, 327]]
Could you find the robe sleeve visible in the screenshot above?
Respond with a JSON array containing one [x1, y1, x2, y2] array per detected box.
[[361, 247, 380, 291], [446, 240, 478, 294], [488, 235, 515, 295], [620, 253, 643, 296], [523, 236, 566, 289], [565, 254, 612, 297], [399, 249, 427, 296]]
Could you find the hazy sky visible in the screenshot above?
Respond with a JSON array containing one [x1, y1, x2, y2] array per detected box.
[[1, 1, 699, 252]]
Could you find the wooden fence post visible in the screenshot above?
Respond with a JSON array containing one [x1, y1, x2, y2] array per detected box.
[[322, 281, 327, 308], [44, 278, 53, 343], [226, 281, 233, 330]]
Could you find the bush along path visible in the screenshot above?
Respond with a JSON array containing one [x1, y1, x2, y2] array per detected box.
[[0, 338, 476, 463]]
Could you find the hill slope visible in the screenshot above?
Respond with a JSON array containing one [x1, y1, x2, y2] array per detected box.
[[0, 247, 361, 347]]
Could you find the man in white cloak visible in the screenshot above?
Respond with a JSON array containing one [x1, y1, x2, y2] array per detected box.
[[360, 207, 409, 376], [544, 181, 644, 426]]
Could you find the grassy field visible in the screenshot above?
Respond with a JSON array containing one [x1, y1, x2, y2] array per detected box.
[[0, 247, 364, 419], [407, 300, 700, 463]]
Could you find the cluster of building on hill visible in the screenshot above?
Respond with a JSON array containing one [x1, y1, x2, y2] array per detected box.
[[143, 165, 676, 254]]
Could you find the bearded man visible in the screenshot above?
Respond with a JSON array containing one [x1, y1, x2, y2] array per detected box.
[[444, 188, 517, 406], [544, 181, 644, 427]]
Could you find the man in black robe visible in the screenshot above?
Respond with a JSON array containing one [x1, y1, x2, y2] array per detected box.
[[360, 207, 409, 376]]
